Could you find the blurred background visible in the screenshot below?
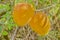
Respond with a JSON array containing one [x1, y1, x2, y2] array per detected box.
[[0, 0, 60, 40]]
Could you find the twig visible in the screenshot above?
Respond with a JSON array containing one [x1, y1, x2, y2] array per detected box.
[[23, 25, 31, 40], [11, 27, 19, 40], [35, 0, 38, 7], [36, 4, 57, 11]]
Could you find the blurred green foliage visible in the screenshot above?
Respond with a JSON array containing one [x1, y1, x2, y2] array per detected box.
[[0, 0, 60, 40], [0, 26, 2, 32], [0, 4, 10, 13], [2, 31, 8, 36]]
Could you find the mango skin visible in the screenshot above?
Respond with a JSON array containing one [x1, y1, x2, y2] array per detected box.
[[29, 12, 50, 36], [12, 3, 35, 26]]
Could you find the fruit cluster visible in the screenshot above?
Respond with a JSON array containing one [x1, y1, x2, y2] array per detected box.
[[12, 3, 50, 36]]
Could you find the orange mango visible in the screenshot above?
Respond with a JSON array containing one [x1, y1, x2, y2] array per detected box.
[[12, 3, 35, 26], [29, 12, 50, 36]]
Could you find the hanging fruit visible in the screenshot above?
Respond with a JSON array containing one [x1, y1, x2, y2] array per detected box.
[[12, 3, 35, 26], [29, 12, 50, 36]]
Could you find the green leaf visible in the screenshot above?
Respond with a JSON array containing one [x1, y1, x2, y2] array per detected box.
[[4, 11, 11, 19], [4, 19, 13, 30], [52, 0, 58, 3], [2, 31, 8, 36], [15, 0, 25, 4], [49, 5, 59, 16], [39, 0, 45, 3], [0, 4, 10, 11], [8, 26, 12, 31], [48, 30, 58, 39], [27, 0, 33, 3], [58, 14, 60, 20], [57, 4, 60, 7], [38, 36, 44, 40], [27, 0, 35, 7], [0, 26, 2, 32]]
